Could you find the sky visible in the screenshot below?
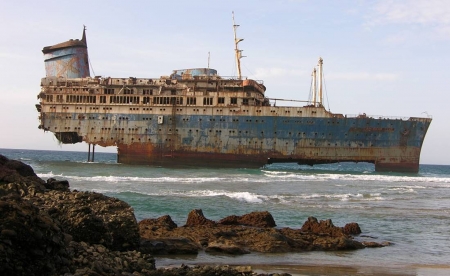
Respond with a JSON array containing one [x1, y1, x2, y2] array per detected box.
[[0, 0, 448, 165]]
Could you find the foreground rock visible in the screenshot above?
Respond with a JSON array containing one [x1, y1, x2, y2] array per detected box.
[[28, 189, 140, 251], [219, 211, 276, 227], [0, 194, 71, 275], [1, 154, 388, 275], [0, 154, 290, 276], [0, 154, 148, 275], [139, 209, 375, 255]]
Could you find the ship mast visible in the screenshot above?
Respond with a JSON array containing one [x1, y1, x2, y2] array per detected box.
[[232, 11, 244, 80], [318, 57, 323, 107], [312, 68, 317, 106]]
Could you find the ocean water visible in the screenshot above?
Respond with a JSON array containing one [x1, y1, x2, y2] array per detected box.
[[2, 148, 450, 275]]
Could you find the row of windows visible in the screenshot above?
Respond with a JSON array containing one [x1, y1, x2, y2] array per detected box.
[[110, 96, 140, 104], [153, 97, 183, 105], [103, 88, 154, 95], [46, 95, 240, 105], [65, 95, 97, 103]]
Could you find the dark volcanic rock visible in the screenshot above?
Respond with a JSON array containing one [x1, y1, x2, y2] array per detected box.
[[140, 215, 178, 230], [0, 154, 150, 275], [185, 209, 216, 226], [300, 216, 345, 237], [44, 177, 70, 191], [28, 190, 140, 251], [140, 237, 199, 255], [140, 211, 365, 254], [143, 264, 285, 276], [0, 194, 71, 276], [219, 211, 276, 228], [67, 241, 155, 275], [343, 222, 362, 235], [206, 241, 250, 255], [0, 155, 46, 196], [0, 155, 36, 177], [139, 216, 199, 255], [362, 241, 385, 248]]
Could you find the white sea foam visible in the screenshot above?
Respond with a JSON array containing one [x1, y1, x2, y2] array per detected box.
[[37, 172, 63, 178], [59, 175, 229, 183], [262, 171, 450, 184], [389, 187, 417, 193], [38, 171, 450, 189], [87, 188, 263, 203], [183, 190, 266, 203]]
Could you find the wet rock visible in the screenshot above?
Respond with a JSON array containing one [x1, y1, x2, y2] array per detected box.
[[140, 215, 178, 230], [185, 209, 216, 227], [342, 222, 362, 235], [300, 217, 345, 237], [219, 211, 276, 227], [141, 211, 365, 254], [205, 241, 250, 255], [0, 195, 70, 276], [66, 240, 155, 275], [28, 190, 141, 251], [362, 241, 385, 248], [0, 155, 45, 196], [235, 265, 253, 273], [142, 264, 282, 276], [44, 178, 70, 191], [140, 237, 199, 255], [0, 155, 151, 275]]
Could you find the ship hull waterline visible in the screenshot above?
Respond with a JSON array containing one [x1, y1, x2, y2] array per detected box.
[[115, 142, 422, 172]]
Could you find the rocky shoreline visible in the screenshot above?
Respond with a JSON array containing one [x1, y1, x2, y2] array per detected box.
[[0, 154, 388, 275]]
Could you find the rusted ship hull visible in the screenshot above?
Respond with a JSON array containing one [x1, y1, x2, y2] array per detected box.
[[40, 106, 430, 172], [36, 28, 431, 173], [117, 143, 423, 172]]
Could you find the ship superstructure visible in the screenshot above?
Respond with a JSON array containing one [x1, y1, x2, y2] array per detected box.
[[36, 24, 431, 173]]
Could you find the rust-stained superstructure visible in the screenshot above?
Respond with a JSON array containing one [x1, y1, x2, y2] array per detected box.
[[36, 24, 431, 172]]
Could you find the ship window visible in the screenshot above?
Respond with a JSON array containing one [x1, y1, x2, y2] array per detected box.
[[104, 88, 114, 94], [187, 97, 196, 105], [171, 89, 176, 95], [143, 97, 151, 104], [230, 97, 237, 105], [203, 97, 213, 105], [143, 89, 153, 95], [218, 97, 225, 104], [242, 98, 249, 105], [124, 88, 133, 94]]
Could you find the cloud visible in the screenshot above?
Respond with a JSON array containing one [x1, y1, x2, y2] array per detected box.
[[366, 0, 450, 39], [326, 72, 398, 81], [252, 67, 307, 79], [370, 0, 450, 25], [250, 67, 397, 82]]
